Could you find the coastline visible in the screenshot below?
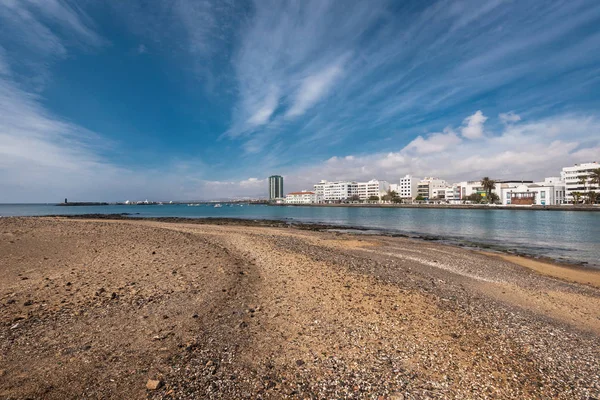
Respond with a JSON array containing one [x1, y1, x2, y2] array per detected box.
[[44, 213, 600, 270], [47, 202, 600, 211], [273, 203, 600, 211], [1, 217, 599, 398]]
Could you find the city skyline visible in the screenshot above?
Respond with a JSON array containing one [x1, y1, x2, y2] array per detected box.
[[1, 1, 600, 202]]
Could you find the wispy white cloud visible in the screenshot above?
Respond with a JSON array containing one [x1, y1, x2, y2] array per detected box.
[[0, 0, 107, 92], [24, 0, 104, 46], [286, 63, 344, 118], [0, 46, 10, 76], [246, 85, 280, 128], [499, 111, 521, 124], [222, 0, 383, 148], [0, 0, 104, 51]]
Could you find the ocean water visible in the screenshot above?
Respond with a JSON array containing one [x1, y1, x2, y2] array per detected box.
[[1, 203, 599, 268]]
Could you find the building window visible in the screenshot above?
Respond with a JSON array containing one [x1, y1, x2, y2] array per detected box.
[[541, 191, 545, 199]]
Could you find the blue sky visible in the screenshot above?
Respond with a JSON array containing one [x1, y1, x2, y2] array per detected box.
[[1, 0, 599, 202]]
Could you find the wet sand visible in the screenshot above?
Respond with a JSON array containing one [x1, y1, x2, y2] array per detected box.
[[479, 252, 600, 288], [1, 217, 599, 399]]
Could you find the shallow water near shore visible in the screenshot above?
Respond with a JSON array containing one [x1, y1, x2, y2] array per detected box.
[[1, 203, 599, 268]]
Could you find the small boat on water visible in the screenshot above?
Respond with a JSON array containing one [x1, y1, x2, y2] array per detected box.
[[214, 204, 222, 208]]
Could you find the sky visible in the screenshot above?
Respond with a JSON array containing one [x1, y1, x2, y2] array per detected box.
[[1, 0, 599, 202]]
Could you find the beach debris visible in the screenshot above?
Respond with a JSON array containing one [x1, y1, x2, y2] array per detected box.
[[146, 379, 162, 390]]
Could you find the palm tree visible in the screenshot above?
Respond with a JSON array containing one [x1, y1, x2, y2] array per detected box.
[[588, 191, 598, 205], [589, 168, 600, 200], [572, 191, 582, 205], [578, 175, 589, 203], [589, 168, 600, 183], [481, 177, 496, 203]]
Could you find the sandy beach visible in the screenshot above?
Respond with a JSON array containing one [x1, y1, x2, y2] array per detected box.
[[1, 217, 599, 399]]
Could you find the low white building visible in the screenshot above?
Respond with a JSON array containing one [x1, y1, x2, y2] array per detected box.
[[285, 191, 319, 204], [499, 179, 566, 206], [561, 161, 600, 203], [399, 175, 419, 199]]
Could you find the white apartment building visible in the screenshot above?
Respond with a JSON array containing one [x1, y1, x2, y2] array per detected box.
[[313, 181, 325, 199], [314, 180, 357, 202], [357, 179, 390, 200], [457, 181, 484, 199], [313, 179, 389, 201], [417, 177, 447, 199], [444, 185, 461, 204], [399, 175, 419, 199], [285, 191, 320, 204], [499, 178, 566, 206], [561, 162, 600, 202]]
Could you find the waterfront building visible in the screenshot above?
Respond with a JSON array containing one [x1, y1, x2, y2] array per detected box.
[[417, 177, 447, 200], [561, 162, 600, 203], [313, 179, 389, 201], [499, 178, 566, 206], [285, 191, 319, 204], [357, 179, 390, 200], [444, 185, 461, 204], [399, 175, 419, 199], [313, 181, 325, 199], [313, 180, 356, 201], [269, 175, 284, 200], [456, 181, 485, 199], [417, 181, 429, 199]]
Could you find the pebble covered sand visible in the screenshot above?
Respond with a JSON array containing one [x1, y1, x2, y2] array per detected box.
[[0, 217, 599, 399]]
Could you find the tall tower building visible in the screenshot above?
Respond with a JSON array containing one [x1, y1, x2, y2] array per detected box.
[[268, 175, 284, 200]]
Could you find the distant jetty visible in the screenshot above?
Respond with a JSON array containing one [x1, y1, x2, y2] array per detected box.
[[57, 202, 109, 206]]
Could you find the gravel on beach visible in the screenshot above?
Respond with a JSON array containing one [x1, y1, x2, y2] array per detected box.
[[0, 217, 599, 399]]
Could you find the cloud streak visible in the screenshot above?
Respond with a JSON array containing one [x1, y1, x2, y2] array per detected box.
[[286, 63, 344, 118]]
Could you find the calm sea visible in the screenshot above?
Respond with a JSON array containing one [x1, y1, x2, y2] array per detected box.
[[1, 203, 599, 268]]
